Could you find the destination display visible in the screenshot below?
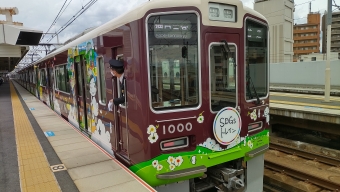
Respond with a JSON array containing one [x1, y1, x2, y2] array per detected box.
[[247, 27, 264, 42], [153, 20, 192, 39]]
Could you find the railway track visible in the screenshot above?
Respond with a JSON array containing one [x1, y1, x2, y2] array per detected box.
[[269, 142, 340, 167], [264, 161, 340, 191], [264, 136, 340, 191]]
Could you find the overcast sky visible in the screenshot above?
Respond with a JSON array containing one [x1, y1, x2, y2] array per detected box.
[[0, 0, 334, 52]]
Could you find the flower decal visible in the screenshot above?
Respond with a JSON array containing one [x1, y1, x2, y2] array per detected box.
[[147, 125, 156, 134], [197, 111, 204, 123], [148, 132, 159, 144], [174, 156, 183, 166], [166, 155, 184, 171], [157, 164, 163, 171], [169, 164, 176, 170], [267, 132, 269, 137], [247, 109, 257, 121], [247, 140, 253, 149], [167, 156, 175, 165], [152, 160, 159, 168], [151, 159, 163, 171], [147, 124, 159, 144]]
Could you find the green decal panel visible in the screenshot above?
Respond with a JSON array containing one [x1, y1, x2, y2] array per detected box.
[[130, 130, 269, 187]]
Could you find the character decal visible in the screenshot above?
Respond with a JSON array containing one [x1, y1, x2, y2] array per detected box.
[[263, 107, 270, 124], [92, 119, 113, 155], [191, 156, 196, 165]]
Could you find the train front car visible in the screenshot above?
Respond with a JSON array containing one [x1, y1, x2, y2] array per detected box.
[[131, 0, 270, 191]]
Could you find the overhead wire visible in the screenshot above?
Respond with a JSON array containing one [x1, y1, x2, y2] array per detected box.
[[40, 0, 68, 42], [25, 0, 98, 65]]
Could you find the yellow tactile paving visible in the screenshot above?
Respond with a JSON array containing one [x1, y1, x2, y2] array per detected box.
[[10, 83, 61, 192]]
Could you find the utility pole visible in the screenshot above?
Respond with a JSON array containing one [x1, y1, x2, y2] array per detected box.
[[324, 0, 332, 102]]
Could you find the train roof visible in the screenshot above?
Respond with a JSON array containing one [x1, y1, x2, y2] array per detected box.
[[22, 0, 267, 70]]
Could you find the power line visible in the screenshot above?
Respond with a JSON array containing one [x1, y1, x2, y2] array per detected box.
[[40, 0, 68, 42], [22, 0, 97, 66], [333, 0, 340, 9], [45, 0, 97, 43]]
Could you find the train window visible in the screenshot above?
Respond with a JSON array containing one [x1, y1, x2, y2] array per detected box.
[[48, 68, 54, 89], [245, 19, 268, 101], [97, 57, 107, 104], [32, 70, 36, 84], [55, 64, 70, 93], [210, 43, 237, 112], [40, 69, 47, 86], [147, 13, 199, 110]]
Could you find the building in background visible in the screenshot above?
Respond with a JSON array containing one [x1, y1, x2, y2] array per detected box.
[[254, 0, 294, 63], [322, 11, 340, 53], [297, 52, 339, 62], [292, 13, 321, 62]]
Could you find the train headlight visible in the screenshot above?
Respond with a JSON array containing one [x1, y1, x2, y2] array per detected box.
[[208, 3, 236, 22]]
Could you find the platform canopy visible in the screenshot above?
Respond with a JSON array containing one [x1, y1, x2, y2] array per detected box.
[[0, 7, 43, 74]]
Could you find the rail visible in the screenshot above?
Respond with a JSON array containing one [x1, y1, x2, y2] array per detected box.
[[269, 143, 340, 167], [264, 161, 340, 191]]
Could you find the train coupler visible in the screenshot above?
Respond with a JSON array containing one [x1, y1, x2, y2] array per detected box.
[[208, 168, 245, 192]]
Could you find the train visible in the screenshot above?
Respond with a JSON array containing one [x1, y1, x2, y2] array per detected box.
[[15, 0, 270, 191]]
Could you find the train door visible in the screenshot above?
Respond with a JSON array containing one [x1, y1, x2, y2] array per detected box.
[[47, 67, 54, 109], [112, 52, 130, 160], [74, 55, 88, 131]]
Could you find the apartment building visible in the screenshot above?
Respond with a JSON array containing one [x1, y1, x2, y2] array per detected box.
[[293, 13, 321, 62], [254, 0, 294, 63], [322, 11, 340, 53]]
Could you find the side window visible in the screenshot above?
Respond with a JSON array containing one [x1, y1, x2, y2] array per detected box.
[[97, 57, 107, 104], [40, 69, 47, 86], [245, 19, 268, 100], [32, 70, 36, 84], [55, 67, 60, 90], [55, 64, 70, 93], [210, 43, 237, 112]]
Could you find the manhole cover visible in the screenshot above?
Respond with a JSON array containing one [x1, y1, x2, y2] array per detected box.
[[50, 164, 67, 172]]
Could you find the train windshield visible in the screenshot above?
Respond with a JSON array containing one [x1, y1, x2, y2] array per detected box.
[[147, 13, 199, 110], [245, 20, 268, 101]]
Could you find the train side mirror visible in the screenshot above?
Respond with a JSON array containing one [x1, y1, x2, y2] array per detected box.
[[182, 46, 187, 58]]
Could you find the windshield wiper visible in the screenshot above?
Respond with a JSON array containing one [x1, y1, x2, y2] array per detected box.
[[220, 40, 230, 60], [246, 67, 261, 105]]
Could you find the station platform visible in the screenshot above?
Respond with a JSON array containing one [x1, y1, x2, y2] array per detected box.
[[269, 92, 340, 124], [0, 81, 156, 192]]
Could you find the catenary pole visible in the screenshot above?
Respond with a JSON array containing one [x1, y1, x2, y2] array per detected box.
[[324, 0, 332, 102]]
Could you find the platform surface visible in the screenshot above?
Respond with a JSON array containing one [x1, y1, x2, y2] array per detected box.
[[270, 92, 340, 115], [0, 81, 155, 192]]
